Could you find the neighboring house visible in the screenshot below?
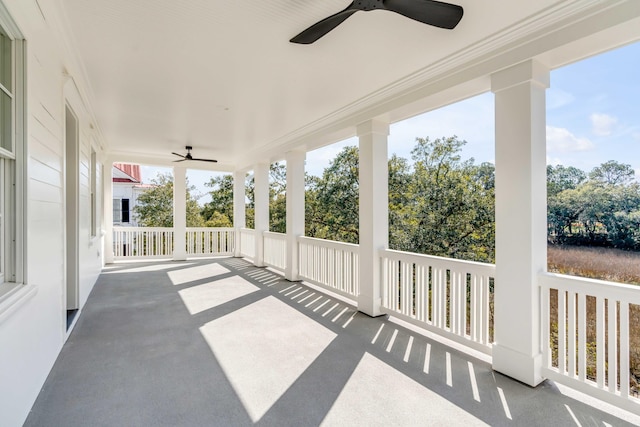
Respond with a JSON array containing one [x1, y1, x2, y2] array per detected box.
[[111, 163, 151, 227]]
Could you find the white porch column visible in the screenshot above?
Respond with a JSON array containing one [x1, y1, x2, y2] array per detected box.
[[254, 163, 270, 267], [233, 170, 246, 257], [491, 59, 549, 387], [357, 119, 389, 317], [103, 159, 114, 264], [285, 150, 305, 281], [173, 166, 187, 261]]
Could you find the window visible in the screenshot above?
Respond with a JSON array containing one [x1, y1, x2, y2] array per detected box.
[[112, 198, 130, 224], [121, 199, 130, 223], [0, 12, 25, 289], [113, 198, 121, 223]]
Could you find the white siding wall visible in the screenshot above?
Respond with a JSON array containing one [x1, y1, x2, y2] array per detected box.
[[0, 2, 105, 426]]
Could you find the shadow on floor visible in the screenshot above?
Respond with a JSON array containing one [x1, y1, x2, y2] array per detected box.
[[24, 257, 640, 426]]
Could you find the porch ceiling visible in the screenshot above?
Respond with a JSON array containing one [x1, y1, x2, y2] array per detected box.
[[59, 0, 639, 169]]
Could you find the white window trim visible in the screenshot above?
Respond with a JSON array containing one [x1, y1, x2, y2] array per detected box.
[[113, 197, 122, 223], [0, 5, 31, 323]]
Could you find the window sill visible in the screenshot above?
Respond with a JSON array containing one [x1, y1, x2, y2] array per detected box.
[[0, 283, 37, 325]]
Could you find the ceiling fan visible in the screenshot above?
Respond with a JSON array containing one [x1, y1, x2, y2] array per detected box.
[[290, 0, 463, 44], [171, 146, 218, 163]]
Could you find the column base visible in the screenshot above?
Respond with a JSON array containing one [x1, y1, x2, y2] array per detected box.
[[357, 296, 384, 318], [173, 252, 187, 261], [492, 344, 544, 387]]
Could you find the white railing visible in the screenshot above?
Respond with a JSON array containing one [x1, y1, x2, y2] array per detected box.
[[263, 231, 287, 272], [380, 249, 495, 355], [186, 227, 235, 256], [298, 236, 359, 298], [540, 273, 640, 414], [113, 226, 173, 259], [239, 228, 256, 260]]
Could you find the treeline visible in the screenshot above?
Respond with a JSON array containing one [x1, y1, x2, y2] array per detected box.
[[547, 161, 640, 249], [134, 136, 640, 264], [201, 136, 496, 263]]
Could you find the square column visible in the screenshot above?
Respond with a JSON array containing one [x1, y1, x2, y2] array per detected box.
[[103, 159, 114, 264], [254, 163, 270, 267], [173, 166, 187, 261], [491, 59, 549, 386], [357, 120, 389, 317], [285, 150, 305, 281], [233, 170, 246, 257]]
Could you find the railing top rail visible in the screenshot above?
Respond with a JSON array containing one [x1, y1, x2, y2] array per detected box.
[[186, 227, 235, 231], [263, 231, 286, 239], [297, 235, 359, 251], [113, 226, 173, 232], [539, 272, 640, 303], [381, 248, 496, 273]]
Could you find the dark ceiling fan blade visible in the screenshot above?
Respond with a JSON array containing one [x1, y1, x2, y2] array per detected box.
[[382, 0, 463, 29], [173, 158, 187, 162], [191, 158, 218, 163], [290, 4, 358, 44], [171, 152, 186, 158]]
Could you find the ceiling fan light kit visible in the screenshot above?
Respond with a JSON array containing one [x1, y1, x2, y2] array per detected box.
[[290, 0, 463, 44]]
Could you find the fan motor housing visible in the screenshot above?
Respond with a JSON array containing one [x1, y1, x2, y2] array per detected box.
[[357, 0, 384, 11]]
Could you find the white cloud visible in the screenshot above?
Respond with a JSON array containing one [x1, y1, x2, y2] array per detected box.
[[546, 88, 575, 110], [546, 126, 595, 153], [590, 113, 618, 136], [546, 156, 563, 166]]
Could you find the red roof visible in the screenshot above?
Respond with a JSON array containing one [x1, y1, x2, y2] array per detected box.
[[113, 163, 141, 183]]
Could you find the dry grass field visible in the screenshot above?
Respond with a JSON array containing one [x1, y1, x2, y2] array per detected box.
[[547, 245, 640, 394], [548, 245, 640, 285]]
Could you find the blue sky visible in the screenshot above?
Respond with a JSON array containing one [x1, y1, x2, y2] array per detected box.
[[142, 41, 640, 204]]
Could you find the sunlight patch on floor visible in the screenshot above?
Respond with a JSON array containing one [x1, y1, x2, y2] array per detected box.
[[200, 296, 336, 422], [321, 353, 488, 426], [178, 275, 259, 314], [168, 263, 230, 285]]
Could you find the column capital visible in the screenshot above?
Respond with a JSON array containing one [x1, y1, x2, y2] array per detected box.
[[357, 119, 390, 137], [491, 59, 550, 93]]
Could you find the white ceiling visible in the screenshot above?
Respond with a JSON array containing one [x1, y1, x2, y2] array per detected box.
[[59, 0, 640, 169]]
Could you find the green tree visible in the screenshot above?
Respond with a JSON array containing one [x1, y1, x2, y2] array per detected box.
[[218, 163, 287, 231], [547, 160, 640, 249], [134, 173, 204, 227], [269, 162, 287, 233], [306, 146, 360, 243], [589, 160, 635, 186], [202, 174, 234, 225], [388, 154, 415, 252], [547, 165, 586, 197], [409, 136, 495, 262]]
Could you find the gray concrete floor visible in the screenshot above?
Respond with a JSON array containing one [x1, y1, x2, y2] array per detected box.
[[24, 258, 640, 426]]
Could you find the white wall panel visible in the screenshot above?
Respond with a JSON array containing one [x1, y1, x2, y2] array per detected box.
[[0, 1, 106, 425]]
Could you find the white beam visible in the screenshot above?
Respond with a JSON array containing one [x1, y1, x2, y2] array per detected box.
[[173, 166, 187, 261], [233, 170, 246, 257], [357, 119, 389, 317], [491, 59, 549, 387], [254, 163, 270, 267], [285, 151, 305, 281]]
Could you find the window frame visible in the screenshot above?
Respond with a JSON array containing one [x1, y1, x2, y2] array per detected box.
[[112, 197, 122, 223], [0, 4, 30, 317]]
